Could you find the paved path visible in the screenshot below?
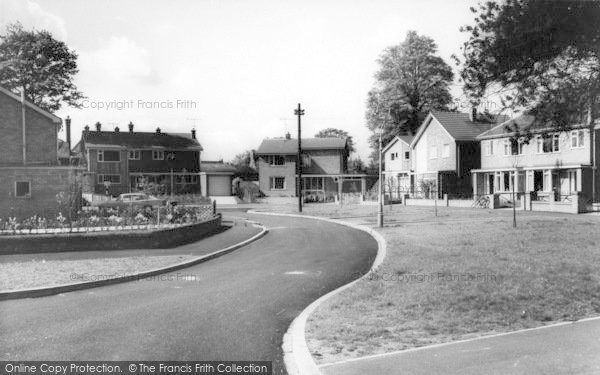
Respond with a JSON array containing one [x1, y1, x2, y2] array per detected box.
[[0, 212, 377, 375], [321, 318, 600, 375]]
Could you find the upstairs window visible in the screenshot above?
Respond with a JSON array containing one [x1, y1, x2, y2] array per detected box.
[[571, 130, 585, 148], [98, 150, 120, 162], [504, 139, 523, 155], [391, 153, 395, 161], [152, 150, 165, 160], [442, 144, 450, 158], [404, 151, 410, 160], [537, 134, 560, 153], [128, 150, 141, 160], [15, 181, 31, 198], [265, 155, 285, 165], [484, 140, 494, 156], [430, 145, 437, 159]]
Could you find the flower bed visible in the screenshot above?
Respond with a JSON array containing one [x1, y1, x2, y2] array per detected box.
[[0, 205, 214, 236]]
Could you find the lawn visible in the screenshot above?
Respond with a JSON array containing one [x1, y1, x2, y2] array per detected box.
[[0, 254, 196, 291], [259, 203, 600, 364]]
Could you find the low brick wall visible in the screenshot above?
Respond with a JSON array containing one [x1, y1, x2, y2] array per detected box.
[[0, 215, 222, 255]]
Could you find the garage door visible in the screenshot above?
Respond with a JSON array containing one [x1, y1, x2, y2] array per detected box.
[[208, 175, 231, 196]]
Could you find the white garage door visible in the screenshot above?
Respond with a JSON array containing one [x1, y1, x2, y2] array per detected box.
[[208, 175, 231, 196]]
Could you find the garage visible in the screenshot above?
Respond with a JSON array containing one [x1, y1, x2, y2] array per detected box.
[[200, 161, 236, 196]]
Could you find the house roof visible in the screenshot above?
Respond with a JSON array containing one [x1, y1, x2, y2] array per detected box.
[[81, 130, 203, 150], [256, 137, 347, 154], [0, 85, 62, 124], [411, 111, 509, 147], [382, 134, 414, 154], [200, 161, 237, 173]]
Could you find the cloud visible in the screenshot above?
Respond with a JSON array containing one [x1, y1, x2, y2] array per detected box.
[[78, 37, 157, 87], [0, 0, 68, 40]]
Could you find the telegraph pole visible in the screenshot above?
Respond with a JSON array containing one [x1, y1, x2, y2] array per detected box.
[[294, 103, 305, 213]]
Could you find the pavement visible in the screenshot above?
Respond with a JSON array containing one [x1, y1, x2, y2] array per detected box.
[[320, 317, 600, 375], [0, 211, 378, 374]]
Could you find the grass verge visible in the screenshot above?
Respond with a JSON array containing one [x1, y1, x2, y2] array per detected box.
[[260, 203, 600, 364]]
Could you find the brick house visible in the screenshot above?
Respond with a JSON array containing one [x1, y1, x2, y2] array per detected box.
[[76, 122, 203, 196], [382, 134, 414, 199], [255, 135, 366, 199], [472, 114, 600, 209], [410, 111, 507, 198], [0, 86, 82, 219]]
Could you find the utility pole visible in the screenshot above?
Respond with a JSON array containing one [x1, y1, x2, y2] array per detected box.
[[294, 103, 305, 213]]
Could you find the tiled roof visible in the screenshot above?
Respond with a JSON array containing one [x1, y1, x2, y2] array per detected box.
[[477, 114, 537, 139], [256, 137, 347, 154], [200, 161, 237, 173], [382, 134, 414, 154], [429, 111, 509, 141], [81, 130, 202, 150]]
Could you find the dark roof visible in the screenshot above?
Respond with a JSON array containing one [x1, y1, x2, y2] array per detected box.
[[477, 114, 537, 139], [382, 134, 414, 154], [200, 161, 237, 173], [81, 130, 202, 150], [427, 111, 510, 141], [257, 137, 347, 154]]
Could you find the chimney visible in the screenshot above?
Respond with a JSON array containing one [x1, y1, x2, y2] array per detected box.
[[84, 125, 90, 133], [191, 128, 196, 140], [114, 126, 120, 133], [128, 121, 134, 133], [285, 132, 291, 140], [469, 106, 477, 122], [156, 127, 161, 134], [65, 116, 72, 150], [95, 122, 102, 132]]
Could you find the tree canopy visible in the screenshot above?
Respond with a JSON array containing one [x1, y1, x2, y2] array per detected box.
[[0, 22, 84, 113], [230, 150, 258, 180], [457, 0, 600, 129], [314, 128, 355, 154], [366, 31, 454, 161]]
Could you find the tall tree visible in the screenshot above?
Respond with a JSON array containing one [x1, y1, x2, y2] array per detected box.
[[0, 22, 84, 113], [366, 31, 454, 162], [457, 1, 600, 129], [314, 128, 355, 154]]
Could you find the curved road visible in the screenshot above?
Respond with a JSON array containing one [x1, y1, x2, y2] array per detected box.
[[0, 212, 377, 374]]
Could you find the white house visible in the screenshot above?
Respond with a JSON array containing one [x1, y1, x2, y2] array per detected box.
[[382, 135, 413, 199]]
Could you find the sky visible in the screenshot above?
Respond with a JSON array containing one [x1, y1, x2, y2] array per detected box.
[[0, 0, 481, 161]]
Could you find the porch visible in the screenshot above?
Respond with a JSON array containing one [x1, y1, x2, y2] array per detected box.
[[301, 174, 367, 203]]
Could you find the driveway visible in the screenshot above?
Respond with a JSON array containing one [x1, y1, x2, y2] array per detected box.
[[0, 212, 378, 374]]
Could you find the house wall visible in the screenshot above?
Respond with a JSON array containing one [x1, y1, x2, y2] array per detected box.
[[0, 93, 58, 166], [0, 167, 79, 219], [384, 140, 411, 172], [425, 118, 457, 172], [480, 131, 591, 170], [257, 157, 297, 196], [128, 150, 200, 173]]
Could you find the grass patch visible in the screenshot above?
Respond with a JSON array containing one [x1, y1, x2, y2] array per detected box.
[[264, 204, 600, 364], [0, 255, 195, 291]]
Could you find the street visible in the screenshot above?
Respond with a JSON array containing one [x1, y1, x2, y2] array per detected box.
[[0, 212, 378, 374]]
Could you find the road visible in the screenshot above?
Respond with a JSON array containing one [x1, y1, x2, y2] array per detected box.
[[0, 212, 378, 374]]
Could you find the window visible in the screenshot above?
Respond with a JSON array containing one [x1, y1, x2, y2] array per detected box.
[[404, 151, 410, 160], [269, 176, 285, 190], [390, 153, 395, 161], [15, 181, 31, 198], [568, 170, 578, 193], [537, 134, 560, 153], [484, 140, 494, 156], [128, 150, 141, 160], [97, 174, 121, 184], [152, 150, 165, 160], [430, 145, 437, 159], [98, 150, 120, 162], [304, 176, 324, 191], [571, 130, 585, 148], [265, 155, 285, 165], [503, 139, 523, 155], [442, 144, 450, 158]]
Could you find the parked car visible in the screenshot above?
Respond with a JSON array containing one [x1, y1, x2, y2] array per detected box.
[[96, 193, 169, 210]]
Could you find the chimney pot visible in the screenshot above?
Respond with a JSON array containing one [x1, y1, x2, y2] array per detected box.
[[65, 116, 72, 149], [191, 128, 196, 139], [95, 122, 102, 132], [470, 107, 477, 122], [285, 132, 291, 140], [156, 127, 161, 134], [114, 126, 120, 133], [84, 125, 90, 132], [128, 121, 134, 133]]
